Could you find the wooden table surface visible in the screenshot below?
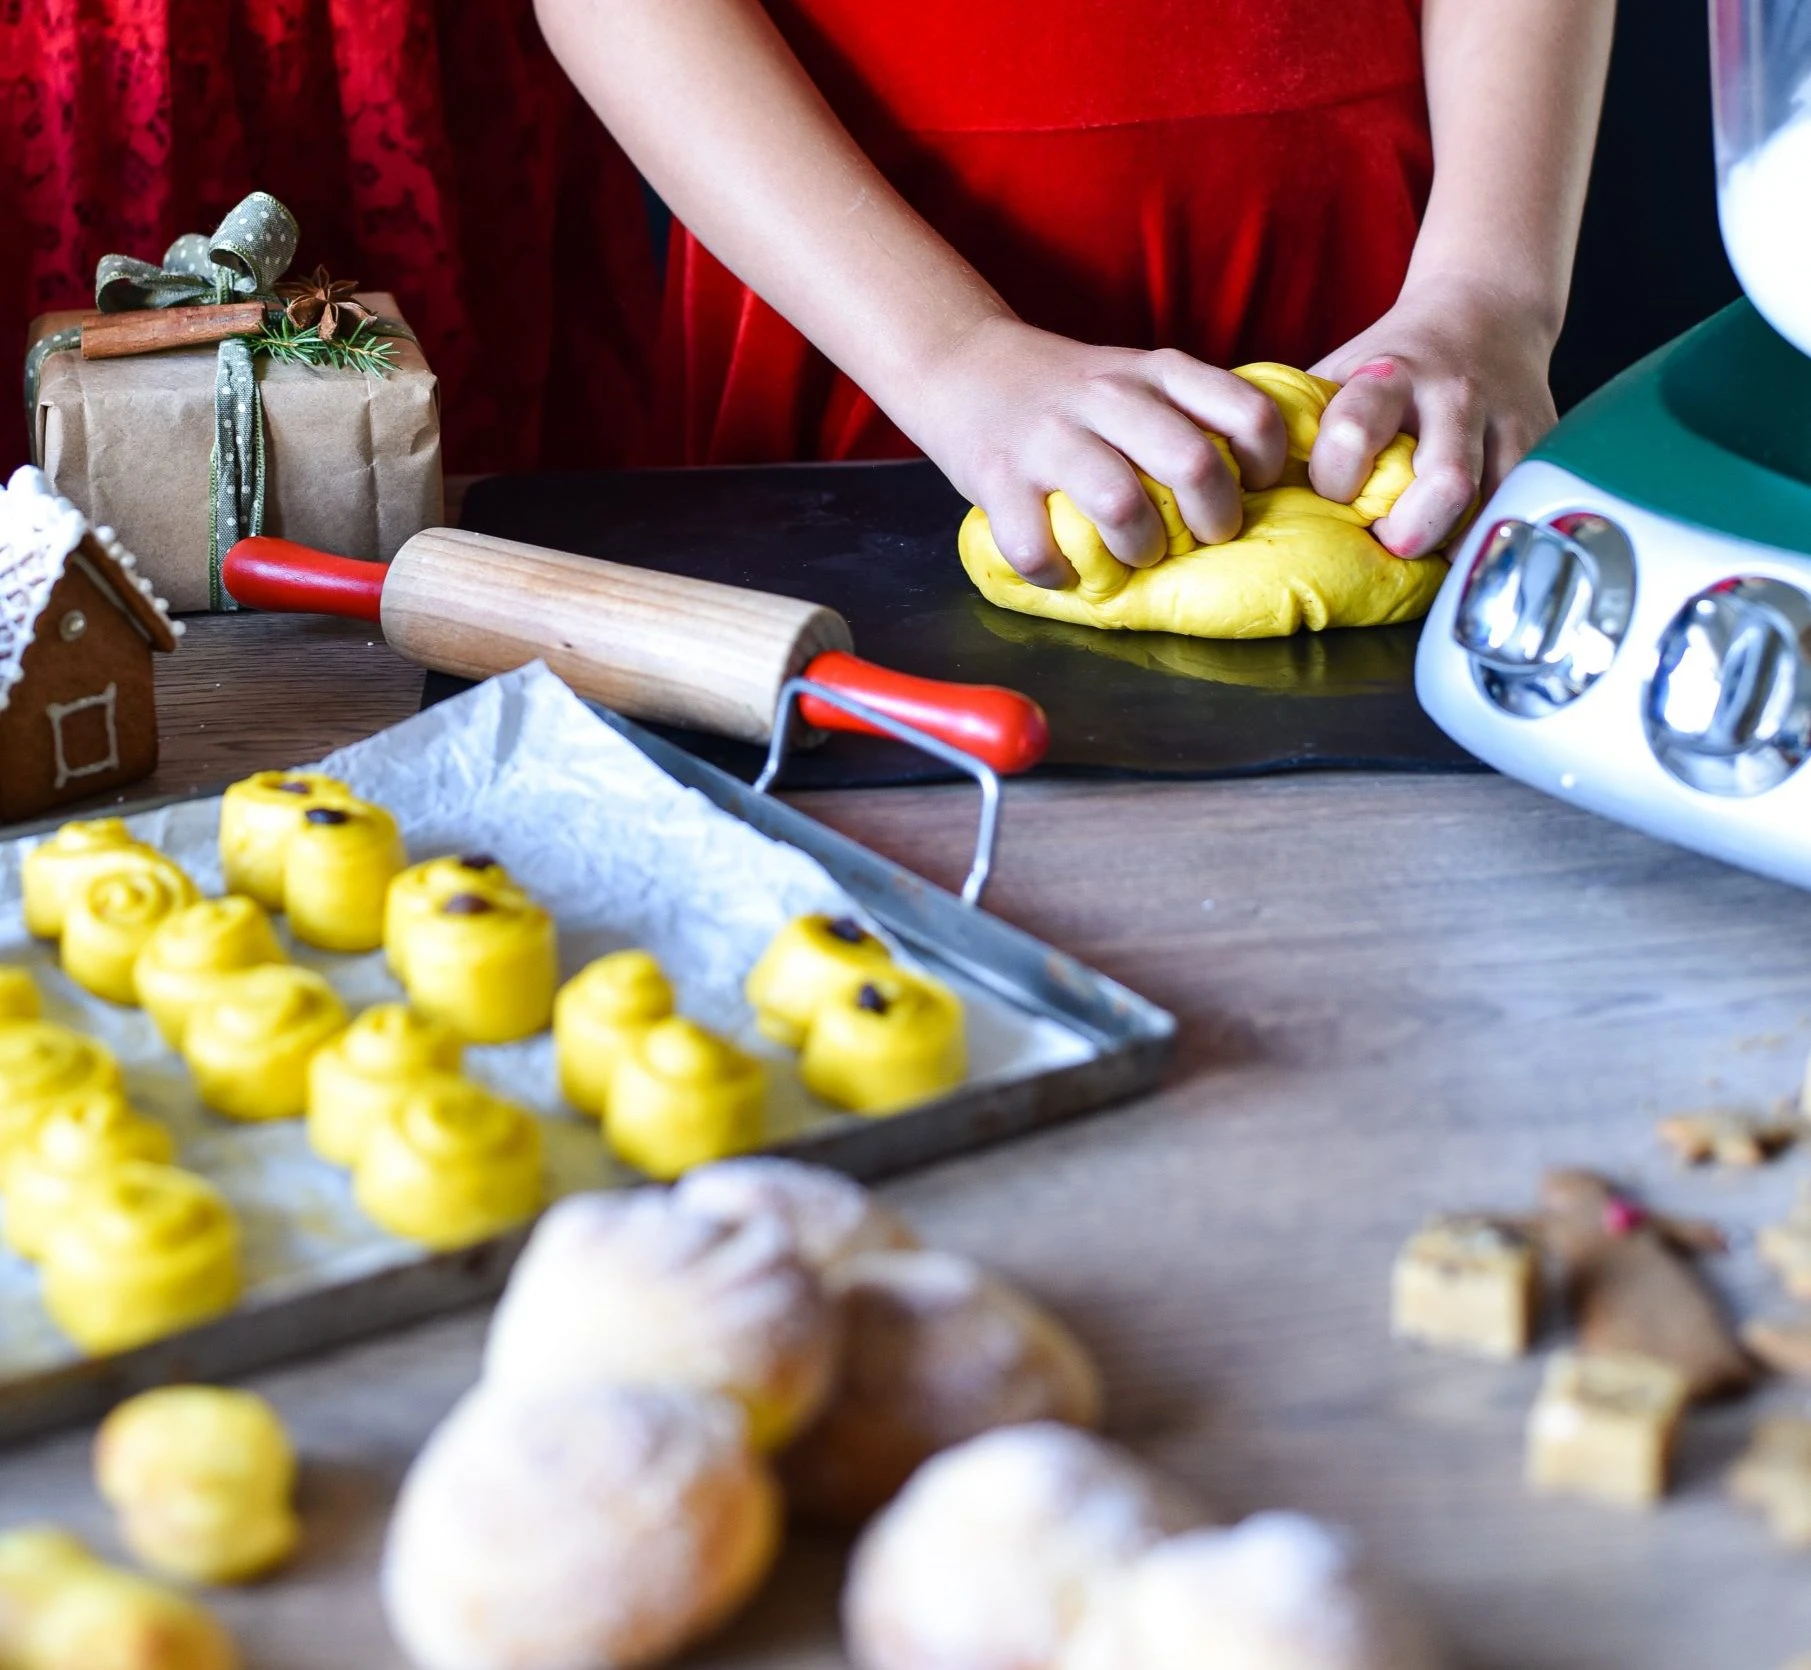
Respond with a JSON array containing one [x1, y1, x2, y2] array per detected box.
[[8, 614, 1811, 1670]]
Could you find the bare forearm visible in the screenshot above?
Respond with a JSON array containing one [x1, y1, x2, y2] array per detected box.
[[1413, 0, 1616, 339], [533, 0, 1008, 434]]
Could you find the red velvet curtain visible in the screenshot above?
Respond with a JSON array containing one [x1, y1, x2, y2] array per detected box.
[[2, 0, 659, 479]]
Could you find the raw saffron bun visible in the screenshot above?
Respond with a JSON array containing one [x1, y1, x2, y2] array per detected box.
[[399, 889, 558, 1044], [483, 1188, 839, 1452], [843, 1425, 1205, 1670], [783, 1249, 1105, 1526], [133, 897, 286, 1048], [0, 964, 41, 1022], [606, 1017, 766, 1180], [282, 801, 407, 953], [217, 771, 356, 910], [384, 853, 517, 981], [352, 1074, 543, 1250], [1059, 1515, 1448, 1670], [674, 1157, 920, 1275], [0, 1526, 238, 1670], [382, 1381, 780, 1670], [800, 969, 966, 1116], [745, 913, 895, 1048], [1, 1091, 174, 1261], [0, 1022, 124, 1162], [62, 863, 200, 1006], [95, 1386, 300, 1586], [554, 950, 675, 1118], [306, 1004, 464, 1167], [41, 1161, 241, 1354], [182, 966, 349, 1122], [21, 818, 160, 939]]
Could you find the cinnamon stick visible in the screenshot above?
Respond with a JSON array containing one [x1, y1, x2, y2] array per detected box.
[[80, 303, 267, 359]]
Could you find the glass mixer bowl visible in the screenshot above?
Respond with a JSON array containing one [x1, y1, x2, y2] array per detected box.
[[1714, 0, 1811, 356]]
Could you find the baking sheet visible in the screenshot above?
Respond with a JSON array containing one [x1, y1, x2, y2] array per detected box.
[[449, 460, 1482, 786], [0, 664, 1090, 1388]]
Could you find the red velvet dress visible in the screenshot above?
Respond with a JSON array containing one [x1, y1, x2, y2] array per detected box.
[[657, 0, 1433, 465], [3, 0, 659, 478]]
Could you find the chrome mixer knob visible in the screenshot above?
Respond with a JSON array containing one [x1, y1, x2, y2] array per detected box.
[[1646, 578, 1811, 796], [1453, 514, 1635, 717]]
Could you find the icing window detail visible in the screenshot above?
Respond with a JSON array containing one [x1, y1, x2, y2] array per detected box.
[[58, 609, 86, 642], [47, 682, 120, 788]]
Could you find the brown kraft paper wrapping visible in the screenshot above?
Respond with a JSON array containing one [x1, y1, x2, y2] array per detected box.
[[27, 292, 442, 613]]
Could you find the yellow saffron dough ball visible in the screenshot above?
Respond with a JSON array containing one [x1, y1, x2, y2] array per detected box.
[[95, 1386, 300, 1586], [217, 771, 356, 910], [745, 913, 893, 1048], [61, 863, 198, 1007], [2, 1091, 174, 1262], [800, 969, 966, 1115], [0, 965, 41, 1022], [400, 889, 557, 1045], [133, 896, 286, 1048], [554, 951, 674, 1119], [353, 1075, 544, 1250], [0, 1023, 123, 1164], [606, 1017, 766, 1181], [183, 966, 348, 1123], [21, 818, 161, 940], [282, 800, 407, 954], [0, 1526, 239, 1670], [384, 854, 517, 982], [306, 1004, 464, 1168], [41, 1162, 241, 1355]]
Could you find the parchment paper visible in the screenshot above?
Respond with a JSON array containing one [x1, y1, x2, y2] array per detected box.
[[0, 665, 1091, 1374]]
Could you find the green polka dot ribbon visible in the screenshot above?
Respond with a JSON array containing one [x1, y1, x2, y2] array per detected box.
[[21, 193, 381, 611]]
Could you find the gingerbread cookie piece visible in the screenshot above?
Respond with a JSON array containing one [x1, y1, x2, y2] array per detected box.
[[1525, 1350, 1689, 1508], [1538, 1169, 1752, 1401], [1741, 1315, 1811, 1380], [1761, 1189, 1811, 1300], [1657, 1109, 1797, 1168], [1391, 1215, 1537, 1360], [1729, 1416, 1811, 1548]]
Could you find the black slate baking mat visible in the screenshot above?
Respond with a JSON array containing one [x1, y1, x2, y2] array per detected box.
[[441, 460, 1482, 787]]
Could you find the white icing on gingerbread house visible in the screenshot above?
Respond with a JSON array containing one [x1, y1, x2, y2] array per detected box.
[[0, 467, 180, 821]]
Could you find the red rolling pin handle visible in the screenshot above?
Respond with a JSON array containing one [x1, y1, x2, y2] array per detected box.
[[223, 537, 386, 624], [221, 537, 1050, 775], [800, 650, 1049, 776]]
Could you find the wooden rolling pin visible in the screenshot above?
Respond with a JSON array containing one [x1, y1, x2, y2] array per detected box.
[[224, 529, 1050, 773]]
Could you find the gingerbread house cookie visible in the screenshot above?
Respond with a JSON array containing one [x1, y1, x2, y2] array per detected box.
[[0, 467, 180, 823]]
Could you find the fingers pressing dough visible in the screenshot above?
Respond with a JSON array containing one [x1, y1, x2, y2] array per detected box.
[[959, 364, 1447, 640]]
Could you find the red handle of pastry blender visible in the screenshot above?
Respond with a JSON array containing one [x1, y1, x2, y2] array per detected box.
[[798, 650, 1049, 775], [222, 536, 387, 623]]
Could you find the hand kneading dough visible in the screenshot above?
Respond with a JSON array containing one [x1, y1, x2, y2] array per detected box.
[[673, 1157, 919, 1274], [843, 1424, 1204, 1670], [1059, 1514, 1446, 1670], [783, 1249, 1104, 1525], [482, 1188, 838, 1450], [0, 1526, 238, 1670], [381, 1382, 780, 1670], [958, 364, 1448, 640]]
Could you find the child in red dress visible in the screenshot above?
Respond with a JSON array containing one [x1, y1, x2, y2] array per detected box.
[[536, 0, 1613, 583]]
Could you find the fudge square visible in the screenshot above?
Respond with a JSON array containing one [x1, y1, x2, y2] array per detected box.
[[1526, 1351, 1689, 1508], [1391, 1215, 1538, 1359]]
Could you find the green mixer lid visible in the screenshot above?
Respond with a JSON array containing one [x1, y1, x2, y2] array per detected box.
[[1532, 299, 1811, 558]]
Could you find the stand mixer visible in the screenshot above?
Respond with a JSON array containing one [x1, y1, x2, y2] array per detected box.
[[1416, 0, 1811, 886]]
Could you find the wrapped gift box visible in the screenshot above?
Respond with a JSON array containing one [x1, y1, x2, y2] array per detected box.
[[26, 293, 442, 613]]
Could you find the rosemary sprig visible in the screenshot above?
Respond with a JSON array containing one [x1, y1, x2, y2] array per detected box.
[[250, 314, 398, 376]]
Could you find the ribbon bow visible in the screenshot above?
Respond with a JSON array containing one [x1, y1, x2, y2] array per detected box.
[[26, 194, 311, 609]]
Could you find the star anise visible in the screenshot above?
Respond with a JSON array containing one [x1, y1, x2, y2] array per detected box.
[[274, 265, 372, 342]]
